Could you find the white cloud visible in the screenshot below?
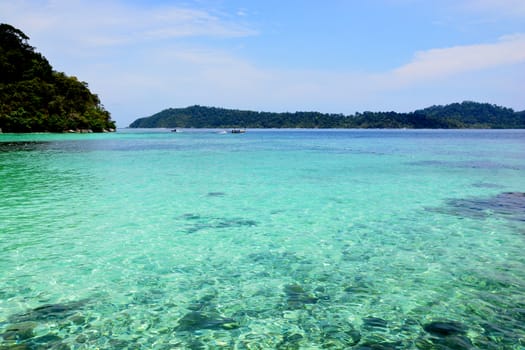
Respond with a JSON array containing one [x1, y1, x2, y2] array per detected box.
[[388, 34, 525, 86]]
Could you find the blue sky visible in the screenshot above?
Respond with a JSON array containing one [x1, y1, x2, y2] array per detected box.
[[2, 0, 525, 127]]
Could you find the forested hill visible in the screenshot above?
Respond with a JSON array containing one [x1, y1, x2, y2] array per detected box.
[[129, 102, 525, 129], [0, 24, 116, 133]]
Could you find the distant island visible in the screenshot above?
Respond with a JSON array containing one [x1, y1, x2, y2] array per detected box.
[[130, 102, 525, 129], [0, 23, 116, 133]]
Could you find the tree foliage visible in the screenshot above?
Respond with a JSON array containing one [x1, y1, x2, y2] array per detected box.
[[129, 103, 525, 129], [0, 23, 115, 132]]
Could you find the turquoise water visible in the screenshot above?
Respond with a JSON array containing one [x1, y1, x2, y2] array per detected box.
[[0, 129, 524, 349]]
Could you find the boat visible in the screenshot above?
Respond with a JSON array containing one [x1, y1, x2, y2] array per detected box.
[[231, 128, 246, 134], [171, 129, 177, 132]]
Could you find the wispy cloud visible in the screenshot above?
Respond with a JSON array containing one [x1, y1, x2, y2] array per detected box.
[[388, 34, 525, 85], [139, 8, 257, 40], [0, 0, 257, 48]]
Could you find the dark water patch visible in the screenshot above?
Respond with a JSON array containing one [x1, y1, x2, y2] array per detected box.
[[463, 289, 525, 344], [477, 321, 525, 348], [415, 334, 473, 350], [343, 283, 373, 294], [509, 307, 525, 323], [1, 322, 37, 341], [416, 319, 474, 348], [423, 321, 467, 337], [408, 159, 521, 171], [283, 283, 319, 309], [31, 333, 63, 344], [214, 218, 257, 228], [481, 322, 515, 338], [457, 272, 520, 291], [0, 141, 48, 153], [341, 246, 371, 262], [8, 299, 89, 323], [75, 334, 88, 344], [393, 318, 422, 337], [342, 276, 379, 301], [181, 213, 201, 220], [471, 182, 504, 189], [244, 251, 314, 283], [277, 332, 304, 349], [174, 311, 239, 332], [270, 209, 286, 215], [129, 289, 165, 305], [185, 338, 207, 350], [426, 192, 525, 222], [408, 160, 448, 167], [247, 251, 301, 264], [319, 320, 361, 347], [68, 314, 86, 325], [354, 341, 403, 350], [183, 215, 258, 233], [207, 192, 226, 197], [363, 317, 388, 329], [2, 332, 67, 350], [108, 339, 131, 349], [187, 293, 217, 312]]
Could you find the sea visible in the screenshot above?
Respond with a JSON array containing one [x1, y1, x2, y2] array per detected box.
[[0, 129, 524, 349]]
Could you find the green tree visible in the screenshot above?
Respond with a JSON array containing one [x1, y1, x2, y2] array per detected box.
[[0, 23, 115, 132]]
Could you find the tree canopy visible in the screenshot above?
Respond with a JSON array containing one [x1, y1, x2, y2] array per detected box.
[[129, 102, 525, 129], [0, 23, 115, 132]]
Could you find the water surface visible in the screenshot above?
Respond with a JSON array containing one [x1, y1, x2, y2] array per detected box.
[[1, 129, 524, 349]]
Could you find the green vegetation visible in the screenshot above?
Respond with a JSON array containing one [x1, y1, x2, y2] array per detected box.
[[129, 102, 525, 129], [0, 23, 115, 133]]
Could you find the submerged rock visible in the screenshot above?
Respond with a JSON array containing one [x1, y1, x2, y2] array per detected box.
[[185, 216, 258, 233], [432, 335, 473, 349], [187, 294, 217, 311], [8, 299, 89, 323], [75, 334, 87, 343], [185, 339, 206, 350], [408, 160, 520, 171], [363, 317, 388, 329], [1, 322, 37, 341], [68, 314, 86, 325], [354, 341, 402, 350], [320, 320, 361, 347], [423, 321, 467, 337], [215, 218, 257, 228], [108, 339, 130, 349], [207, 192, 226, 197], [283, 283, 318, 309], [276, 332, 304, 349], [427, 192, 525, 222], [415, 334, 473, 350], [174, 311, 239, 331], [0, 344, 32, 350], [181, 213, 201, 220], [471, 182, 504, 189], [31, 334, 63, 344]]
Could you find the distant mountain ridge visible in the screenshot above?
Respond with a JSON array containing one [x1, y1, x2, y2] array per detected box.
[[129, 102, 524, 129]]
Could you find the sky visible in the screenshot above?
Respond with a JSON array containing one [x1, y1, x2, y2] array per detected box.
[[2, 0, 525, 127]]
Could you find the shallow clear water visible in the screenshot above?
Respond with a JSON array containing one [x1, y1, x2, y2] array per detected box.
[[1, 129, 524, 349]]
